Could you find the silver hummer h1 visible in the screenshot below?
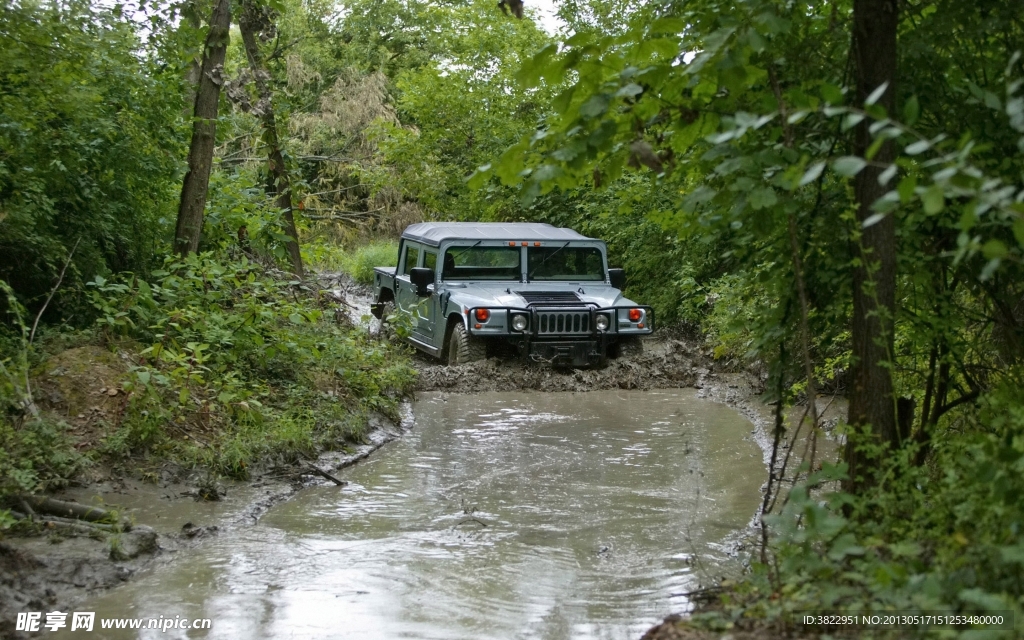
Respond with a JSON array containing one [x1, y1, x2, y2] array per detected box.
[[370, 222, 653, 367]]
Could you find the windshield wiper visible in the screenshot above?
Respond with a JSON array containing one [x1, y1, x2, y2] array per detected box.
[[527, 242, 570, 280], [449, 240, 483, 262]]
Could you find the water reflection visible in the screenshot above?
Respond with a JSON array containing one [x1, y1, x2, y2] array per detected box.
[[54, 389, 764, 640]]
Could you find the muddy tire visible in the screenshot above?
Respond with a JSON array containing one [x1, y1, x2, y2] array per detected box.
[[376, 301, 396, 340], [447, 323, 485, 365], [612, 337, 644, 359]]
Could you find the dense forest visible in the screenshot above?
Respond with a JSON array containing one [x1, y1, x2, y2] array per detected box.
[[2, 0, 1024, 632]]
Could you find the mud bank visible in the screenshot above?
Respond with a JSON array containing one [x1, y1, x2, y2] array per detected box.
[[0, 410, 409, 640]]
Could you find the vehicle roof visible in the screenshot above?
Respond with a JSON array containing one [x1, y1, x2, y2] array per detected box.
[[401, 222, 593, 247]]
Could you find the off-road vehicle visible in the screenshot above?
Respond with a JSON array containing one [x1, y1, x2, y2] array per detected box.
[[371, 222, 653, 367]]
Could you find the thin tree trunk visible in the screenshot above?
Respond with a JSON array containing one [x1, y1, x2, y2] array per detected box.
[[174, 0, 231, 256], [239, 3, 303, 276], [845, 0, 899, 490]]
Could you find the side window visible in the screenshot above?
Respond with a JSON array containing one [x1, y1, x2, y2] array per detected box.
[[402, 245, 420, 276], [423, 251, 437, 278]]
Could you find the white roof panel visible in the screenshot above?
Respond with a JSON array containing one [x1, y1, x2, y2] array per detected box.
[[401, 222, 593, 247]]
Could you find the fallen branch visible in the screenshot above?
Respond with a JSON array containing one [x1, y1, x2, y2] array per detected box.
[[20, 495, 114, 523], [455, 517, 489, 527], [29, 237, 80, 345], [305, 465, 347, 486]]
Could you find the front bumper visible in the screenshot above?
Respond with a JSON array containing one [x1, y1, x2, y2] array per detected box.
[[527, 340, 603, 367], [465, 305, 653, 366]]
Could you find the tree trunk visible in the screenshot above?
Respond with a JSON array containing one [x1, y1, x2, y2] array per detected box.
[[174, 0, 231, 256], [238, 3, 304, 276], [845, 0, 899, 490]]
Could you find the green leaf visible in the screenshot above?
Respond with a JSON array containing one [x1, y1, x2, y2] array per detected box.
[[579, 94, 610, 119], [289, 313, 304, 324], [862, 213, 887, 228], [878, 164, 897, 186], [982, 239, 1008, 259], [903, 95, 920, 126], [905, 139, 930, 155], [842, 113, 865, 131], [820, 82, 844, 105], [1013, 218, 1024, 248], [649, 17, 686, 34], [799, 162, 826, 187], [922, 184, 945, 214], [615, 83, 644, 98], [865, 81, 889, 106], [897, 175, 917, 202], [517, 43, 558, 87], [748, 187, 778, 210], [833, 156, 867, 177]]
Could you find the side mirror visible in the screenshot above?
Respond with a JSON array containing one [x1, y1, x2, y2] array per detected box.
[[410, 267, 434, 296], [608, 268, 626, 290]]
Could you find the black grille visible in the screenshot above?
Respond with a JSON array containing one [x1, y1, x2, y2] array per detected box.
[[516, 291, 584, 305], [537, 311, 590, 335]]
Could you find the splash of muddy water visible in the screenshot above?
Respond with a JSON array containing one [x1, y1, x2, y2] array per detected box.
[[54, 390, 764, 639]]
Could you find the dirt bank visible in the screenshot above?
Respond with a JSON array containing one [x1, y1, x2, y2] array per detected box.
[[0, 408, 409, 640]]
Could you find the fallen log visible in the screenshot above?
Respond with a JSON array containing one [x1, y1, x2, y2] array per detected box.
[[20, 496, 114, 523]]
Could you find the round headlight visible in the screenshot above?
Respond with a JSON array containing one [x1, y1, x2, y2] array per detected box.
[[511, 314, 528, 332], [595, 314, 610, 331]]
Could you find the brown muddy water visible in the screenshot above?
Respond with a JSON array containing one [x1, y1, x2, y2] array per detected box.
[[53, 389, 765, 640]]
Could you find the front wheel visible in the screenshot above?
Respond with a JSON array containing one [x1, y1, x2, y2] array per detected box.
[[610, 336, 644, 359], [373, 300, 396, 340], [447, 323, 485, 365]]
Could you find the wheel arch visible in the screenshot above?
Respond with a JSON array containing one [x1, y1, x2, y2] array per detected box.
[[371, 288, 396, 319], [441, 312, 466, 356]]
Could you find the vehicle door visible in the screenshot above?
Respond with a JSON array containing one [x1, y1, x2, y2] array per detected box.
[[395, 242, 420, 325], [414, 249, 438, 344]]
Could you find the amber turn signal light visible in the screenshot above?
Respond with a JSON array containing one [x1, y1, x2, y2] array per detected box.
[[629, 308, 643, 322], [475, 308, 490, 322]]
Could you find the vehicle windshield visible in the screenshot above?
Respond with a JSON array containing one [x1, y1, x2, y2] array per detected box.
[[527, 246, 605, 281], [441, 246, 521, 281]]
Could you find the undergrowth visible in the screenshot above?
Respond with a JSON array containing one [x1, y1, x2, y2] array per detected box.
[[87, 252, 415, 478], [0, 283, 86, 505], [692, 377, 1024, 639], [0, 252, 415, 508], [305, 240, 397, 285]]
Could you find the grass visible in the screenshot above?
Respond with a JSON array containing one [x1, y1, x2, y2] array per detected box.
[[305, 239, 399, 285]]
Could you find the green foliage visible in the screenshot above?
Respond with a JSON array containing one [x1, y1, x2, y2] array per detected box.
[[87, 253, 415, 477], [339, 241, 399, 285], [0, 281, 84, 498], [0, 0, 185, 317], [712, 377, 1024, 635]]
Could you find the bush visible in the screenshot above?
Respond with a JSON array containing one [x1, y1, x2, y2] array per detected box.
[[87, 252, 415, 477], [0, 282, 84, 498], [339, 241, 399, 285], [714, 377, 1024, 636]]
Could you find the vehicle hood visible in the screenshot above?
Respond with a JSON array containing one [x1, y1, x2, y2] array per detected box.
[[441, 282, 638, 310]]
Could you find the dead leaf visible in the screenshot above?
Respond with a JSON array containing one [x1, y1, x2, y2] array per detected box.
[[629, 140, 664, 172], [107, 388, 118, 396]]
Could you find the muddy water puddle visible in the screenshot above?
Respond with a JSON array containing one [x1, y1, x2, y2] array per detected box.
[[55, 389, 764, 639]]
